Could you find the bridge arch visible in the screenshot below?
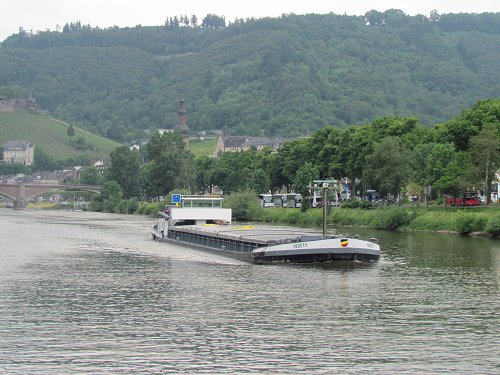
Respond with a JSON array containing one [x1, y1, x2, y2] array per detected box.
[[0, 183, 102, 209], [0, 191, 17, 201]]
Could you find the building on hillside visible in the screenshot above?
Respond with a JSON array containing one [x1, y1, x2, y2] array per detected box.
[[2, 140, 35, 166], [0, 92, 37, 113], [213, 135, 288, 157], [174, 97, 190, 149], [93, 159, 107, 174], [158, 129, 174, 135]]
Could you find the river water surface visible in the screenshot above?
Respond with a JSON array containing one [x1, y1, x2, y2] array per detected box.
[[0, 210, 498, 374]]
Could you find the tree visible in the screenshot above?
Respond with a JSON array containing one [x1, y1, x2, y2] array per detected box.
[[80, 166, 103, 185], [363, 137, 410, 202], [142, 131, 192, 197], [106, 123, 125, 141], [107, 146, 141, 198], [404, 182, 423, 203], [33, 147, 57, 171], [429, 9, 440, 22], [433, 152, 468, 198], [67, 124, 75, 137], [202, 14, 226, 29], [465, 123, 500, 205], [247, 168, 270, 194], [426, 143, 457, 186], [434, 99, 500, 151], [195, 156, 216, 193], [410, 142, 456, 201], [293, 162, 320, 210], [175, 154, 196, 193], [100, 180, 123, 212], [190, 14, 198, 28], [364, 10, 384, 25], [140, 161, 156, 198], [275, 139, 316, 191]]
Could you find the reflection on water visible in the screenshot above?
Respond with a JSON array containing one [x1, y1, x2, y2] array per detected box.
[[0, 210, 498, 373]]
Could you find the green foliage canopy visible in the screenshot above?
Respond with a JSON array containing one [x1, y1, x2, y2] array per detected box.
[[0, 12, 499, 140], [107, 146, 141, 198]]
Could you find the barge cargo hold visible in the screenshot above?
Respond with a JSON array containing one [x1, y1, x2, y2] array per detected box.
[[151, 195, 380, 264]]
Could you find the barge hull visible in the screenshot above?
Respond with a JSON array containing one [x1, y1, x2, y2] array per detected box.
[[253, 252, 380, 264], [152, 223, 380, 264]]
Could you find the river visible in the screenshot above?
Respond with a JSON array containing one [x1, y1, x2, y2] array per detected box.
[[0, 210, 498, 374]]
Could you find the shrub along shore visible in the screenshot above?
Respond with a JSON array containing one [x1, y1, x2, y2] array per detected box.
[[253, 206, 500, 238]]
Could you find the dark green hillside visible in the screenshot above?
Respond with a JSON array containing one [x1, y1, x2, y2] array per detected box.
[[0, 11, 499, 139], [0, 112, 119, 161]]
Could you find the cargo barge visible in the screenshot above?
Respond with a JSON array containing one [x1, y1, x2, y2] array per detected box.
[[152, 195, 380, 264]]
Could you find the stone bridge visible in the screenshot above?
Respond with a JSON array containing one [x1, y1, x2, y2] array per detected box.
[[0, 183, 102, 209]]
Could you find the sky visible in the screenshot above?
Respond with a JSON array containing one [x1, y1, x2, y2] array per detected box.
[[1, 0, 499, 42]]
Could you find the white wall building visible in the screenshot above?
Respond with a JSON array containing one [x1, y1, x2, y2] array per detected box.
[[2, 140, 34, 166]]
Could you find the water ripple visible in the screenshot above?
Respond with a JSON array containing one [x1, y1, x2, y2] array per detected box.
[[0, 210, 498, 373]]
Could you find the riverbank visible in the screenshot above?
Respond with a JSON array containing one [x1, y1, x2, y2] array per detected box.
[[252, 206, 500, 238], [17, 199, 500, 238]]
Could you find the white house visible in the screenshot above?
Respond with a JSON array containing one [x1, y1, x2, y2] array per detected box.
[[213, 136, 289, 157], [2, 140, 34, 166]]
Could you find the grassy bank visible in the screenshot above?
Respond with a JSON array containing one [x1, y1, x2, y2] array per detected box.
[[188, 138, 217, 158], [0, 112, 119, 161], [252, 206, 500, 237]]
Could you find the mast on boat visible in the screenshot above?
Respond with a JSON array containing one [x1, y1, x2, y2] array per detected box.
[[312, 179, 339, 238]]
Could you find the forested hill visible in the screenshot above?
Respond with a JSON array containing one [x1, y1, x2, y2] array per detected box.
[[0, 11, 499, 140]]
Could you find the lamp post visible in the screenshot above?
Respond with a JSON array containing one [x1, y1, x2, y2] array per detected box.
[[355, 178, 360, 198]]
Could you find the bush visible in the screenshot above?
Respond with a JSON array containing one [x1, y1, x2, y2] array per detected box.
[[371, 208, 410, 230], [329, 208, 354, 225], [486, 214, 500, 237], [128, 199, 139, 214], [341, 199, 372, 209], [224, 191, 260, 221], [116, 200, 128, 214], [102, 198, 120, 213], [282, 209, 301, 224], [296, 208, 323, 227], [90, 196, 102, 212], [142, 201, 164, 216], [407, 209, 452, 231], [135, 203, 144, 214], [454, 212, 487, 235]]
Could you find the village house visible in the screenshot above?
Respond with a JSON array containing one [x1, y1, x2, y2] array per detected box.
[[0, 92, 37, 113], [2, 140, 35, 166], [213, 135, 288, 157], [93, 159, 107, 174]]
